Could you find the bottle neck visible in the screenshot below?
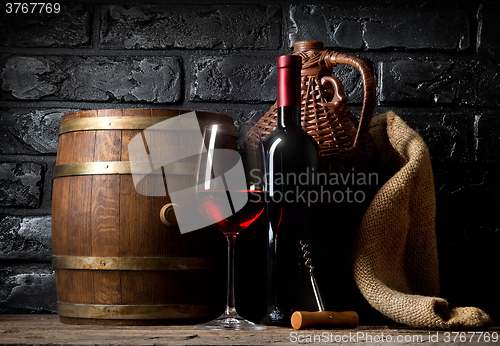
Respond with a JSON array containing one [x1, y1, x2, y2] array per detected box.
[[277, 105, 301, 129], [276, 54, 302, 130]]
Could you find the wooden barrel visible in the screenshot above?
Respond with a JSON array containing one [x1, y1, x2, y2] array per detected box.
[[51, 109, 232, 325]]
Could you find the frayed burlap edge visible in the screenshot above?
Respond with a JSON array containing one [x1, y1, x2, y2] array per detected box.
[[352, 111, 493, 329]]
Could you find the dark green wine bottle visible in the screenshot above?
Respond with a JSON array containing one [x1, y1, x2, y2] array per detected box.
[[262, 54, 320, 326]]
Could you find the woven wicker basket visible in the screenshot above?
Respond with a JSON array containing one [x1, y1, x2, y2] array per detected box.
[[244, 40, 377, 173]]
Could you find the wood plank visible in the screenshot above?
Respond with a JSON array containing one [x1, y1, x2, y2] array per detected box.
[[91, 109, 123, 307], [52, 113, 75, 307], [150, 109, 179, 257], [120, 109, 151, 306], [2, 315, 485, 346], [149, 109, 182, 306], [52, 118, 77, 257], [120, 109, 150, 257], [69, 111, 96, 306], [55, 111, 97, 306], [51, 179, 70, 258], [177, 114, 204, 257]]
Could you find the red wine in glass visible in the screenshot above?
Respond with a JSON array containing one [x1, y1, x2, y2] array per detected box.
[[198, 190, 265, 236]]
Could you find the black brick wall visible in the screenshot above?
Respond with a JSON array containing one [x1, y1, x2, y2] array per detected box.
[[0, 0, 498, 324]]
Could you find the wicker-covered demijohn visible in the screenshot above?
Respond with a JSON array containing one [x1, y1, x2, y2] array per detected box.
[[244, 40, 377, 173]]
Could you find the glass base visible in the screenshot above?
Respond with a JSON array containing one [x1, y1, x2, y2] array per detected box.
[[194, 309, 267, 330]]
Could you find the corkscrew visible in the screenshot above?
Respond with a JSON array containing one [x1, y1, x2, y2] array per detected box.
[[292, 240, 359, 330], [299, 239, 324, 311]]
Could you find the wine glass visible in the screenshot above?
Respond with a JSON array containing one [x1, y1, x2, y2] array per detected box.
[[194, 124, 267, 330]]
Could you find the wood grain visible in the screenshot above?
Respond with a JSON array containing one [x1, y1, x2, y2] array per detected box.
[[3, 315, 485, 346]]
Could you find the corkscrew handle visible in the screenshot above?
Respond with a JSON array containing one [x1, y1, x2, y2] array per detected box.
[[291, 311, 359, 330]]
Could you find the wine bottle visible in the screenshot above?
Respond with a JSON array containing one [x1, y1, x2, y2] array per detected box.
[[262, 54, 320, 326]]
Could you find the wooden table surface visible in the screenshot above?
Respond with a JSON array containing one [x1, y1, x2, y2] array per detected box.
[[0, 315, 498, 345]]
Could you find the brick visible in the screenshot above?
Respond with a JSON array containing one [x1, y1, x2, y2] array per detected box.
[[1, 56, 59, 100], [190, 56, 276, 103], [290, 4, 469, 50], [390, 109, 473, 164], [362, 6, 469, 50], [230, 108, 263, 150], [290, 5, 363, 49], [237, 109, 264, 134], [0, 162, 43, 208], [100, 4, 281, 50], [380, 60, 455, 105], [1, 56, 182, 103], [0, 128, 30, 155], [477, 3, 500, 56], [0, 3, 92, 47], [475, 112, 500, 163], [0, 216, 52, 261], [0, 264, 56, 313], [456, 60, 500, 108], [0, 108, 71, 155], [380, 60, 500, 107], [434, 169, 500, 231]]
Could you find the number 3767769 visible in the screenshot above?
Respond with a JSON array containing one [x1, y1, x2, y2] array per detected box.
[[5, 3, 61, 14]]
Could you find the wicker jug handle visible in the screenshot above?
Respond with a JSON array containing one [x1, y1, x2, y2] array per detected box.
[[320, 76, 348, 104], [321, 52, 375, 148]]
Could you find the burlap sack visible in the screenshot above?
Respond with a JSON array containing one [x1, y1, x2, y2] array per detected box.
[[352, 111, 493, 329]]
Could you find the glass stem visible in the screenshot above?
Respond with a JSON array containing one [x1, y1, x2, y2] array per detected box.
[[225, 235, 237, 315]]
